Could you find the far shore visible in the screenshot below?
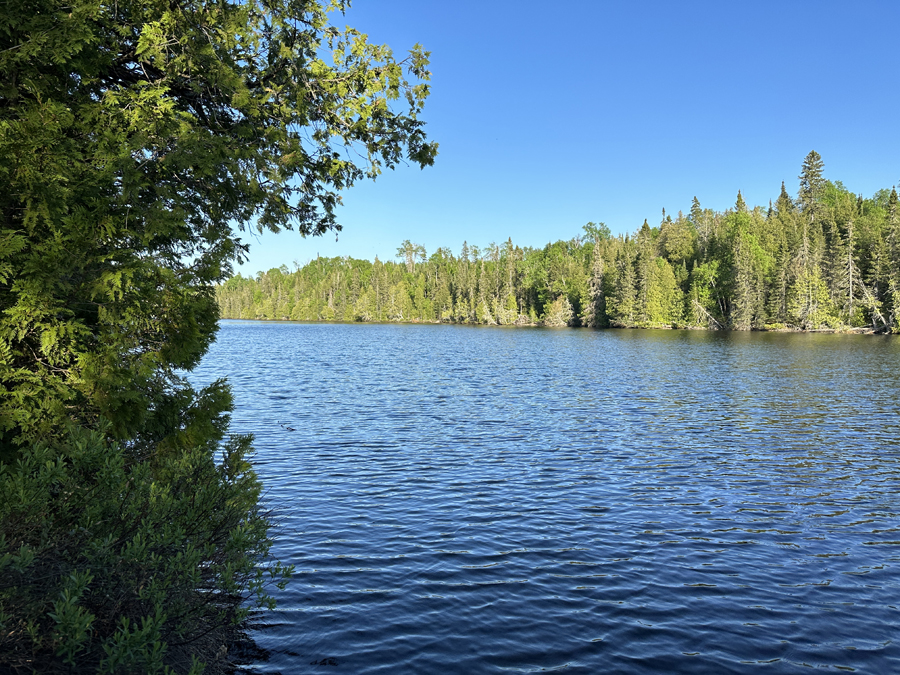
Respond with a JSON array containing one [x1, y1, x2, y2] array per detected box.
[[219, 317, 896, 335]]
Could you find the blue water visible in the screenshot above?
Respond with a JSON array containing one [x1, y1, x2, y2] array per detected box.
[[190, 322, 900, 673]]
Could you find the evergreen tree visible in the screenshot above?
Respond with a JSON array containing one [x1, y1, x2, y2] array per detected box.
[[690, 196, 714, 259], [397, 240, 426, 273], [887, 188, 900, 329], [690, 196, 703, 224], [216, 153, 900, 334], [0, 0, 437, 669], [543, 295, 574, 327], [767, 181, 797, 324], [728, 214, 766, 330], [659, 215, 695, 266], [582, 240, 607, 327], [645, 258, 682, 325], [635, 220, 655, 322], [789, 151, 828, 327], [776, 181, 795, 215], [608, 246, 638, 326], [1, 0, 436, 455], [799, 151, 826, 213]]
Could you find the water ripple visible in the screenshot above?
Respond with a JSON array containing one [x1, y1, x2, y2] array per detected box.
[[190, 323, 900, 674]]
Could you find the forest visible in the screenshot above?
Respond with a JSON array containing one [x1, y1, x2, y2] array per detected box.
[[217, 152, 900, 333]]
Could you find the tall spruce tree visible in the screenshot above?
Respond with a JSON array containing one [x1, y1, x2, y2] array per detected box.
[[799, 151, 826, 213], [609, 244, 637, 326], [767, 181, 796, 323], [789, 151, 828, 327]]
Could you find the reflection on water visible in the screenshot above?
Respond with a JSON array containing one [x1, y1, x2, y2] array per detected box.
[[190, 323, 900, 674]]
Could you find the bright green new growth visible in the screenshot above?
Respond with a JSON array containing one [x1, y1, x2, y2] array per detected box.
[[0, 0, 436, 453], [1, 0, 435, 671]]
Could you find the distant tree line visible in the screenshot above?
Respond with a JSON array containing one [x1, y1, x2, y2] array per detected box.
[[217, 152, 900, 333]]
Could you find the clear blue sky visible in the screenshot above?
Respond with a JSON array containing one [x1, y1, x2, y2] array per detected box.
[[239, 0, 900, 276]]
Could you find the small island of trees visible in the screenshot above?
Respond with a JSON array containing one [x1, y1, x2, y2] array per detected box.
[[218, 152, 900, 334]]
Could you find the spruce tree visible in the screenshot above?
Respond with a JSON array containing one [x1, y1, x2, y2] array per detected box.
[[583, 241, 607, 327], [635, 219, 655, 322], [776, 181, 795, 215], [799, 151, 826, 212], [789, 152, 828, 327], [609, 246, 637, 326], [690, 196, 703, 225]]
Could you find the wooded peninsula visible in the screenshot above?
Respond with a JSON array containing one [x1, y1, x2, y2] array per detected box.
[[218, 152, 900, 334]]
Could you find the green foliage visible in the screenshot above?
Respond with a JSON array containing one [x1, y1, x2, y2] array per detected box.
[[799, 151, 826, 212], [582, 221, 611, 243], [605, 246, 638, 327], [475, 296, 494, 325], [1, 0, 435, 669], [689, 260, 723, 328], [658, 216, 695, 264], [581, 240, 607, 328], [542, 296, 574, 327], [219, 154, 900, 335], [0, 0, 436, 454], [645, 258, 682, 326], [0, 426, 290, 673]]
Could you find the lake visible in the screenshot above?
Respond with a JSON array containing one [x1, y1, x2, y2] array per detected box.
[[189, 321, 900, 674]]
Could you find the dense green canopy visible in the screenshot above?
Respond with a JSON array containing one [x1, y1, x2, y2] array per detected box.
[[0, 0, 436, 454], [219, 154, 900, 334], [1, 1, 435, 670]]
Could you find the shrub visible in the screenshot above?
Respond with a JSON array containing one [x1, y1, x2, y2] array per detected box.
[[0, 426, 290, 674]]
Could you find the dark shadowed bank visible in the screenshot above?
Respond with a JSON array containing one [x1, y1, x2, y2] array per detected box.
[[0, 426, 289, 674], [218, 153, 900, 335]]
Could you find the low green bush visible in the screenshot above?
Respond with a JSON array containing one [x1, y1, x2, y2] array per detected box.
[[0, 426, 290, 674]]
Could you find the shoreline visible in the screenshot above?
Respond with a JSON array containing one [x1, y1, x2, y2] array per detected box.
[[218, 317, 896, 335]]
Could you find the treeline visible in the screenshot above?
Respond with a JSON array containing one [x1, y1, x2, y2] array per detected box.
[[218, 152, 900, 332]]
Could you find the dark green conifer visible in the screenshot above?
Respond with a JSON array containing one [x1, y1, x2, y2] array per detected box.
[[799, 151, 826, 211], [776, 181, 794, 215], [690, 197, 702, 224]]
